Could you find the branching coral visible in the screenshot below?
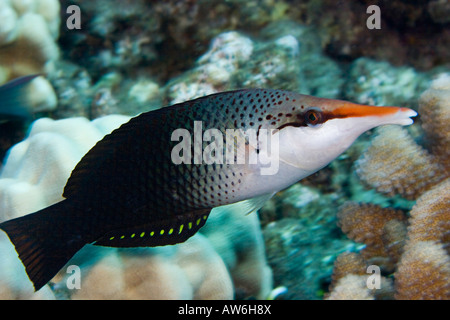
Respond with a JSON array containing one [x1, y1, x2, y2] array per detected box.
[[355, 125, 446, 200], [0, 230, 55, 299], [326, 274, 374, 300], [356, 74, 450, 200], [395, 241, 450, 300], [328, 76, 450, 300], [327, 252, 367, 291]]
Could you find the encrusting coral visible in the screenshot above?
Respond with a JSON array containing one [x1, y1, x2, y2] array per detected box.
[[328, 75, 450, 300], [0, 115, 272, 299], [0, 0, 60, 113]]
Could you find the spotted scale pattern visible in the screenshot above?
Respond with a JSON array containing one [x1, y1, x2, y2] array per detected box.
[[59, 89, 309, 247]]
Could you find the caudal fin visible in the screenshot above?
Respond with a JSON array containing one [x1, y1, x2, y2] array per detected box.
[[0, 200, 87, 291]]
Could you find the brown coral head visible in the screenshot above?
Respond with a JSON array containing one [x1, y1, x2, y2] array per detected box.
[[418, 74, 450, 172], [355, 125, 446, 200], [395, 241, 450, 300]]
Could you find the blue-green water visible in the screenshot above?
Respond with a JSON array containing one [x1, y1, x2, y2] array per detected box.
[[0, 0, 448, 300]]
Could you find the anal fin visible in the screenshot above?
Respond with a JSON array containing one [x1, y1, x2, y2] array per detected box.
[[94, 209, 211, 248]]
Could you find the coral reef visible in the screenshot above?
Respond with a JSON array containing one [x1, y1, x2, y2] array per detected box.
[[418, 73, 450, 171], [326, 274, 374, 300], [327, 77, 450, 300], [1, 0, 448, 301], [0, 230, 55, 299], [329, 189, 449, 300], [337, 202, 407, 272], [165, 24, 343, 106], [356, 74, 450, 200], [427, 0, 450, 24], [395, 241, 450, 300], [0, 116, 130, 221], [261, 184, 355, 300], [201, 201, 273, 299], [325, 252, 394, 300], [59, 0, 298, 82], [344, 58, 430, 107], [355, 125, 445, 200], [406, 179, 450, 249], [392, 178, 450, 300], [164, 31, 254, 104], [0, 0, 59, 113], [327, 252, 367, 288], [315, 0, 450, 69], [0, 116, 272, 299]]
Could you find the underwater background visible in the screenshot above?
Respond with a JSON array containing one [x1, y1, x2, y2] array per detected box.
[[0, 0, 448, 299]]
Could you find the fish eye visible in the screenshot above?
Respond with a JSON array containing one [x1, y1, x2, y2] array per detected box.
[[304, 109, 323, 126]]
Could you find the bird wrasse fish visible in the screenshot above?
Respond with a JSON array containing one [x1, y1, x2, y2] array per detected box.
[[0, 88, 417, 291]]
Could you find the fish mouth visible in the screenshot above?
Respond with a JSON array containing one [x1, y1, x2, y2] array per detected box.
[[330, 103, 418, 126], [387, 107, 418, 126]]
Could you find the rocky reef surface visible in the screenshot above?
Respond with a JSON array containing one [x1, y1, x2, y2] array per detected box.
[[0, 0, 448, 299]]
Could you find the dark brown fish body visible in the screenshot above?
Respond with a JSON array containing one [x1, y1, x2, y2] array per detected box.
[[0, 88, 417, 291]]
